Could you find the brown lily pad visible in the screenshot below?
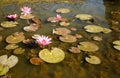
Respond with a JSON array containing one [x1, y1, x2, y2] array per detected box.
[[30, 57, 43, 65], [6, 32, 25, 43], [69, 47, 81, 53]]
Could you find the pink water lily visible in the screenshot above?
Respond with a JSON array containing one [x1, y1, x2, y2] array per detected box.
[[36, 35, 52, 48], [21, 6, 31, 15], [7, 14, 18, 21], [7, 14, 17, 19], [55, 14, 61, 21]]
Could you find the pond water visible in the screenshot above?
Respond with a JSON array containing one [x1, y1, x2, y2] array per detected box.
[[0, 0, 120, 78]]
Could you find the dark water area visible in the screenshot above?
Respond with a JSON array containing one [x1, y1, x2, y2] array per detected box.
[[0, 0, 120, 78]]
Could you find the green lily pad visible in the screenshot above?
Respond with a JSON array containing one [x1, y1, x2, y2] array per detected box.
[[84, 25, 103, 33], [0, 65, 9, 76], [113, 40, 120, 50], [1, 21, 18, 28], [113, 46, 120, 51], [5, 44, 19, 50], [13, 47, 25, 54], [39, 48, 65, 63], [78, 42, 99, 52], [75, 14, 93, 20], [0, 55, 18, 68], [85, 55, 101, 64], [102, 28, 112, 33], [113, 40, 120, 45], [56, 8, 70, 13], [59, 35, 77, 43]]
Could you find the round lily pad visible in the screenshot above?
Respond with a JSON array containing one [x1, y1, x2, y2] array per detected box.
[[60, 22, 70, 26], [1, 21, 18, 28], [13, 47, 25, 54], [113, 40, 120, 45], [0, 55, 18, 68], [30, 57, 43, 65], [84, 25, 104, 33], [69, 47, 81, 53], [0, 65, 9, 76], [47, 17, 58, 23], [53, 28, 71, 36], [5, 44, 19, 50], [59, 35, 77, 43], [20, 14, 35, 19], [78, 42, 99, 52], [102, 28, 112, 33], [75, 14, 93, 20], [85, 55, 101, 64], [23, 25, 38, 32], [113, 40, 120, 50], [6, 32, 25, 43], [39, 48, 65, 63], [56, 8, 70, 14]]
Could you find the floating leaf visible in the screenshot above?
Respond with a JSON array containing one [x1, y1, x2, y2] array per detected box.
[[30, 57, 43, 65], [92, 36, 102, 41], [102, 28, 112, 33], [75, 14, 93, 20], [5, 44, 19, 50], [84, 25, 103, 33], [113, 40, 120, 50], [0, 55, 7, 65], [60, 22, 70, 26], [69, 47, 81, 53], [20, 14, 35, 19], [23, 24, 38, 32], [113, 40, 120, 45], [1, 21, 18, 28], [0, 65, 9, 76], [6, 32, 25, 43], [53, 28, 71, 36], [78, 42, 99, 52], [85, 55, 101, 64], [56, 8, 70, 13], [39, 48, 65, 63], [0, 55, 18, 68], [13, 47, 25, 54], [59, 35, 77, 43]]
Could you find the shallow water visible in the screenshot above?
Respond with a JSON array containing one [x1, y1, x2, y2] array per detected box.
[[0, 0, 120, 78]]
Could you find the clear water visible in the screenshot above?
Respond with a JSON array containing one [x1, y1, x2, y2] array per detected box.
[[0, 0, 120, 78]]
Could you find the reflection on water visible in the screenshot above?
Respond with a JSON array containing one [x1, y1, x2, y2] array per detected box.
[[0, 0, 120, 78]]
